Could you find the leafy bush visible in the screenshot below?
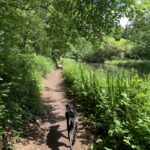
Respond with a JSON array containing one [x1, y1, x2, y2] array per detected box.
[[63, 60, 150, 150], [65, 37, 94, 60], [83, 37, 134, 62], [0, 50, 55, 148]]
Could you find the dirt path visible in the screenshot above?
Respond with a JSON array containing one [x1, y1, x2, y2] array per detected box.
[[15, 70, 88, 150]]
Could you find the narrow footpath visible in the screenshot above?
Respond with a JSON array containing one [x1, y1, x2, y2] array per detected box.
[[15, 70, 88, 150]]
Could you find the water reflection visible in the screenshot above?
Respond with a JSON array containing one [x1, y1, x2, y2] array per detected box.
[[90, 63, 150, 77]]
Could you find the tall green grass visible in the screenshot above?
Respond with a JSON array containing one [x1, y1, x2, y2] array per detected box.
[[63, 60, 150, 150]]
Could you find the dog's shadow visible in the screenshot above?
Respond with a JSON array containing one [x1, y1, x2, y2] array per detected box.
[[46, 125, 69, 150]]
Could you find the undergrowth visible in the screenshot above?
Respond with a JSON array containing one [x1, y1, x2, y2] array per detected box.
[[0, 50, 55, 148], [63, 60, 150, 150]]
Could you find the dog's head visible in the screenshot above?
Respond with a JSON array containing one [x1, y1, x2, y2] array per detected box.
[[66, 104, 74, 111]]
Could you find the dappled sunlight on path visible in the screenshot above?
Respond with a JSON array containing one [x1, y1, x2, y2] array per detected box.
[[15, 70, 88, 150]]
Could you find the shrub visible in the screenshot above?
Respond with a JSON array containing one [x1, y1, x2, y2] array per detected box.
[[83, 37, 134, 62]]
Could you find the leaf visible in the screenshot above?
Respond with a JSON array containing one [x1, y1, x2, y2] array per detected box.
[[96, 138, 103, 143], [104, 147, 113, 150]]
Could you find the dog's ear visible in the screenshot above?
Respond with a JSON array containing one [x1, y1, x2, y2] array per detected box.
[[65, 104, 69, 109], [69, 104, 74, 109]]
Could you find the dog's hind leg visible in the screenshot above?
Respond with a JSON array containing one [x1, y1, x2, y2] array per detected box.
[[72, 122, 78, 145]]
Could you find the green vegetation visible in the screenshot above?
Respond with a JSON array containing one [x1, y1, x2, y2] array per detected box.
[[63, 60, 150, 150], [0, 0, 139, 63], [1, 0, 150, 149], [0, 51, 55, 148], [125, 11, 150, 59], [65, 37, 94, 61], [83, 37, 134, 62], [63, 1, 150, 63]]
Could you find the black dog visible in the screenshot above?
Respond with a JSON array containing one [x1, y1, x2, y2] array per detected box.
[[65, 104, 78, 147]]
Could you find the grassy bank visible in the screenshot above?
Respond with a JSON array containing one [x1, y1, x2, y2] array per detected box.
[[63, 60, 150, 150], [0, 51, 55, 148]]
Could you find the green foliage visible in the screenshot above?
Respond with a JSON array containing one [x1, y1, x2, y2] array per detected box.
[[0, 0, 72, 62], [0, 0, 142, 61], [84, 37, 134, 62], [65, 37, 93, 60], [130, 26, 150, 59], [0, 0, 149, 149], [63, 60, 150, 150], [0, 50, 55, 148], [125, 7, 150, 59], [70, 0, 140, 39]]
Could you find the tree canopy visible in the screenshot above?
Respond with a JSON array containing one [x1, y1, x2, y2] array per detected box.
[[124, 1, 150, 59], [0, 0, 142, 60]]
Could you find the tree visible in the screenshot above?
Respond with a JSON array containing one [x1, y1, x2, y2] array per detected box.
[[0, 0, 49, 52], [125, 8, 150, 59], [66, 0, 139, 40], [0, 0, 143, 61], [66, 37, 93, 60]]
